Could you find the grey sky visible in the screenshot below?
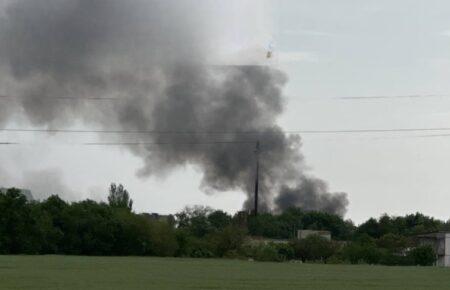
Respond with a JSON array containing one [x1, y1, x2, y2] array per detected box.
[[1, 0, 450, 223], [278, 0, 450, 223]]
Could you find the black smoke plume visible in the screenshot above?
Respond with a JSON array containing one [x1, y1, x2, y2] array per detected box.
[[0, 0, 348, 215], [276, 178, 349, 217]]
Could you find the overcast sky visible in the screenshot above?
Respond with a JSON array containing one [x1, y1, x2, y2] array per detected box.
[[1, 0, 450, 223]]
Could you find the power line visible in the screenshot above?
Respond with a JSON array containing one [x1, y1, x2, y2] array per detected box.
[[4, 93, 450, 103], [337, 94, 450, 100], [416, 133, 450, 138], [296, 128, 450, 134], [2, 132, 450, 146], [289, 94, 450, 102], [83, 141, 256, 146], [0, 141, 257, 146], [0, 95, 119, 101], [4, 127, 450, 135]]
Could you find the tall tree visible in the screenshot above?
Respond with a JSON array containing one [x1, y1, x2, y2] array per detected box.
[[108, 183, 133, 211]]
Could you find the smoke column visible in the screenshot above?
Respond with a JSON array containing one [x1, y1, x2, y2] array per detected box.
[[0, 0, 348, 215]]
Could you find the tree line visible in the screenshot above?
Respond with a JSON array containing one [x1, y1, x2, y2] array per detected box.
[[0, 185, 446, 266]]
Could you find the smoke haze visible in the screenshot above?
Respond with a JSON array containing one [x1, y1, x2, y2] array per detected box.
[[0, 0, 348, 215], [21, 168, 77, 201]]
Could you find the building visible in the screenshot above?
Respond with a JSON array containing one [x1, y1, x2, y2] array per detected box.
[[417, 232, 450, 267], [248, 237, 290, 246], [0, 188, 34, 201], [141, 213, 175, 225], [297, 230, 331, 241]]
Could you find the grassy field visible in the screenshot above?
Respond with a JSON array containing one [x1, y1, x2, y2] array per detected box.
[[0, 256, 449, 290]]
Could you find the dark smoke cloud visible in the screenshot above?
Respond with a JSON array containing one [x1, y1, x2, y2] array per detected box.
[[276, 178, 349, 217], [0, 0, 349, 215]]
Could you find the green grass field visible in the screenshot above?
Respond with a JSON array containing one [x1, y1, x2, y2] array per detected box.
[[0, 256, 449, 290]]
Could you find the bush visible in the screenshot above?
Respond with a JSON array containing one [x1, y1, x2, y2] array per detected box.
[[342, 241, 383, 265], [377, 234, 410, 252], [292, 235, 336, 262], [209, 226, 247, 257], [255, 244, 282, 262], [379, 251, 414, 266], [275, 243, 295, 261], [341, 243, 361, 264], [183, 237, 214, 258], [239, 242, 287, 262], [223, 250, 240, 259], [0, 185, 445, 267], [247, 214, 282, 238], [326, 255, 346, 264], [247, 209, 354, 240], [113, 210, 154, 256], [148, 220, 178, 257], [190, 247, 214, 258], [409, 246, 436, 266]]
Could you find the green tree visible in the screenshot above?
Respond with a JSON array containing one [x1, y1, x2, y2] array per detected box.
[[113, 210, 153, 255], [342, 234, 383, 264], [247, 213, 282, 238], [148, 220, 179, 257], [108, 183, 133, 211], [377, 233, 410, 252], [292, 235, 336, 262], [0, 189, 36, 254], [176, 206, 214, 237], [409, 245, 436, 266], [208, 210, 232, 231], [209, 225, 246, 257], [60, 200, 118, 255], [247, 209, 354, 240], [357, 218, 381, 238]]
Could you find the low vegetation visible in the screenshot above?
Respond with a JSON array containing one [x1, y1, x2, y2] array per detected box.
[[1, 256, 450, 290], [0, 185, 448, 266]]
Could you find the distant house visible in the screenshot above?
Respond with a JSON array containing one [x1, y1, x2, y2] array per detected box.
[[0, 188, 34, 201], [297, 230, 331, 241], [141, 213, 175, 225], [417, 232, 450, 267], [248, 236, 290, 246]]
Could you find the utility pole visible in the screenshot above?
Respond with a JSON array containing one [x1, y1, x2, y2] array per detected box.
[[254, 141, 260, 216]]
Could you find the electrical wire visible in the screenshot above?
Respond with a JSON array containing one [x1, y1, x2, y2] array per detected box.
[[336, 94, 450, 100], [0, 95, 119, 101], [3, 127, 450, 135], [83, 141, 256, 146], [0, 141, 257, 146]]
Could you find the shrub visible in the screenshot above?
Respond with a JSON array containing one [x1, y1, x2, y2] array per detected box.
[[379, 251, 414, 266], [208, 226, 247, 257], [255, 244, 282, 262], [292, 235, 336, 262], [326, 255, 346, 264], [148, 220, 178, 257], [239, 242, 285, 262], [275, 243, 295, 261], [184, 237, 214, 258], [223, 250, 240, 259], [190, 247, 214, 258], [409, 245, 436, 266], [377, 234, 411, 252], [247, 214, 282, 238], [342, 242, 383, 264]]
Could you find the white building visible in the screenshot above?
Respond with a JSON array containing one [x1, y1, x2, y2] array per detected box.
[[297, 230, 331, 241], [417, 232, 450, 267]]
